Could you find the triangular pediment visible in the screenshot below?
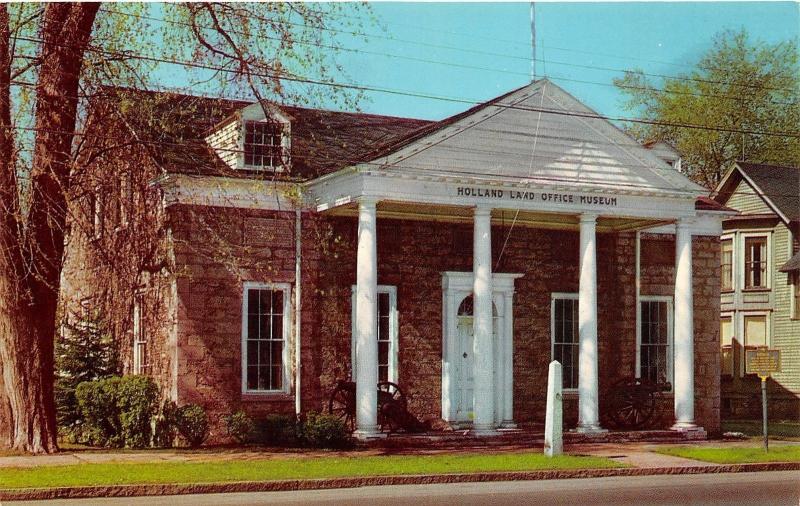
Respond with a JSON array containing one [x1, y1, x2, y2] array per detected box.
[[364, 80, 705, 197]]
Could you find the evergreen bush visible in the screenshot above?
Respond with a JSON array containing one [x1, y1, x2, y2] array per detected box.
[[175, 404, 209, 448], [301, 412, 350, 449], [224, 410, 255, 444]]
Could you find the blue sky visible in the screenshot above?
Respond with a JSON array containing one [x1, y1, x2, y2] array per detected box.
[[329, 2, 798, 120]]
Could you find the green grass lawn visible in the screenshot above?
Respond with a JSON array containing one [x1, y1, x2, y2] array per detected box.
[[721, 420, 800, 438], [0, 452, 622, 490], [657, 445, 800, 464]]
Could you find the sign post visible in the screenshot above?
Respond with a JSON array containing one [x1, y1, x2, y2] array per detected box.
[[745, 347, 781, 452]]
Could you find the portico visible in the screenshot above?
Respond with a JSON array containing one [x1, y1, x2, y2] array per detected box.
[[306, 79, 724, 437]]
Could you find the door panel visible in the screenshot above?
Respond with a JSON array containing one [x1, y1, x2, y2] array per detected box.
[[456, 316, 474, 421]]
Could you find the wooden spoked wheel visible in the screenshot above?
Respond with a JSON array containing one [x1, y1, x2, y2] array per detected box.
[[328, 381, 356, 431], [605, 378, 657, 430], [377, 381, 407, 432]]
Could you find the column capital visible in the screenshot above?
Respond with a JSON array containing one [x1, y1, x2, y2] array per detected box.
[[357, 196, 379, 209], [579, 213, 598, 224], [474, 205, 492, 217], [675, 217, 696, 231]]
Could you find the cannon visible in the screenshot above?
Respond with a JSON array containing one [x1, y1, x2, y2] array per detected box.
[[328, 380, 427, 433], [604, 377, 670, 430]]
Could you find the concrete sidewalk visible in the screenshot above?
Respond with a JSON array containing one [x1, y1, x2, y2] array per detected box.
[[1, 439, 797, 469]]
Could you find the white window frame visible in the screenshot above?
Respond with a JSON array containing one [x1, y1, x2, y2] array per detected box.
[[132, 292, 148, 375], [740, 231, 771, 290], [720, 312, 734, 377], [91, 185, 104, 240], [739, 311, 771, 377], [550, 292, 579, 393], [720, 233, 735, 292], [239, 111, 291, 172], [240, 281, 292, 394], [351, 285, 398, 383], [636, 295, 674, 389]]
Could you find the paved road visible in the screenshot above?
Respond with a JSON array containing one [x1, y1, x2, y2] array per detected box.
[[7, 471, 800, 505]]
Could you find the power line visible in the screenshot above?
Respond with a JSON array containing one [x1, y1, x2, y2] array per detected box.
[[11, 35, 800, 139], [98, 6, 800, 97]]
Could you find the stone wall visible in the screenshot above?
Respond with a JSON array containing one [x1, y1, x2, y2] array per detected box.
[[167, 208, 722, 441]]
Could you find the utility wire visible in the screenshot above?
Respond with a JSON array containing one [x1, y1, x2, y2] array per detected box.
[[10, 35, 800, 139], [97, 6, 800, 97]]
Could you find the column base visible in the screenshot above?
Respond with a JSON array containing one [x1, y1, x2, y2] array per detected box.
[[470, 423, 499, 437], [670, 422, 701, 431], [671, 423, 706, 440], [353, 426, 387, 440], [574, 423, 607, 434]]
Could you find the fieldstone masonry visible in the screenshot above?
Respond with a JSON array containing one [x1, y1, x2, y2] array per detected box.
[[165, 205, 721, 441]]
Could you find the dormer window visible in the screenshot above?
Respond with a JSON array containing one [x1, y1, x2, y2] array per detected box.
[[244, 120, 284, 170]]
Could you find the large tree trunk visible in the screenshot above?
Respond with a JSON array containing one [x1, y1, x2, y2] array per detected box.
[[0, 2, 99, 454]]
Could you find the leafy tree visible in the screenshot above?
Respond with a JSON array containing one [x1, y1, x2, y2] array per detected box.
[[0, 2, 366, 453], [614, 29, 800, 189]]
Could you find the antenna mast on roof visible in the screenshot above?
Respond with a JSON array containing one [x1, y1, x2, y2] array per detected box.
[[530, 2, 536, 81]]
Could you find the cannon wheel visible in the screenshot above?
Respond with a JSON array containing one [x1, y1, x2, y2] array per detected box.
[[605, 378, 657, 430], [377, 381, 406, 432], [328, 381, 356, 431]]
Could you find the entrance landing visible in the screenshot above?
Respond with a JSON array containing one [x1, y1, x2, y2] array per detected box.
[[363, 428, 707, 450]]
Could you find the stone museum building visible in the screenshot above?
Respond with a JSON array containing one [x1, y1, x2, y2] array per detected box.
[[61, 80, 729, 441]]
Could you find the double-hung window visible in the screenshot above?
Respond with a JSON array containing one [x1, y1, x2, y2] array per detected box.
[[720, 315, 734, 376], [351, 285, 398, 383], [638, 297, 673, 387], [243, 120, 284, 169], [551, 294, 579, 390], [241, 282, 290, 393], [743, 314, 768, 350], [721, 238, 733, 291], [744, 236, 768, 289], [132, 293, 149, 375]]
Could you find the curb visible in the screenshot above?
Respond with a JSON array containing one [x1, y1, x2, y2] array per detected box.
[[2, 462, 799, 501]]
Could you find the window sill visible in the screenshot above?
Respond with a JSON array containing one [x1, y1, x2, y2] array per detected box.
[[742, 288, 771, 293], [241, 392, 293, 402]]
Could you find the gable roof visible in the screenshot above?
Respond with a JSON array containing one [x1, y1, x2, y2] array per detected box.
[[714, 161, 800, 223], [102, 88, 432, 181], [357, 79, 706, 197]]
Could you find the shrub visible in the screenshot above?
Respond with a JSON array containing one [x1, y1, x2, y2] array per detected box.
[[301, 412, 350, 449], [75, 377, 123, 447], [258, 414, 297, 445], [74, 376, 159, 448], [116, 376, 159, 448], [153, 401, 178, 448], [225, 410, 255, 444], [175, 404, 209, 448]]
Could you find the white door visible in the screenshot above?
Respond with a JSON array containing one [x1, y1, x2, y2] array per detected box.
[[455, 315, 475, 421]]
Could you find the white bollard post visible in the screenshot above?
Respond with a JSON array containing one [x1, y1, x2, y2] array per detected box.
[[544, 360, 563, 457]]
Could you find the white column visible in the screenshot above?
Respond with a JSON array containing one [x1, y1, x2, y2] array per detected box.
[[577, 213, 603, 432], [672, 220, 697, 430], [502, 291, 516, 428], [472, 206, 496, 434], [354, 198, 382, 438]]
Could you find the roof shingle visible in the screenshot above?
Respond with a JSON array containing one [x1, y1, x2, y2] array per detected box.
[[736, 162, 800, 222]]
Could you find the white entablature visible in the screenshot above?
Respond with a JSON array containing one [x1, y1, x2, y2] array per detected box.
[[306, 79, 708, 225]]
